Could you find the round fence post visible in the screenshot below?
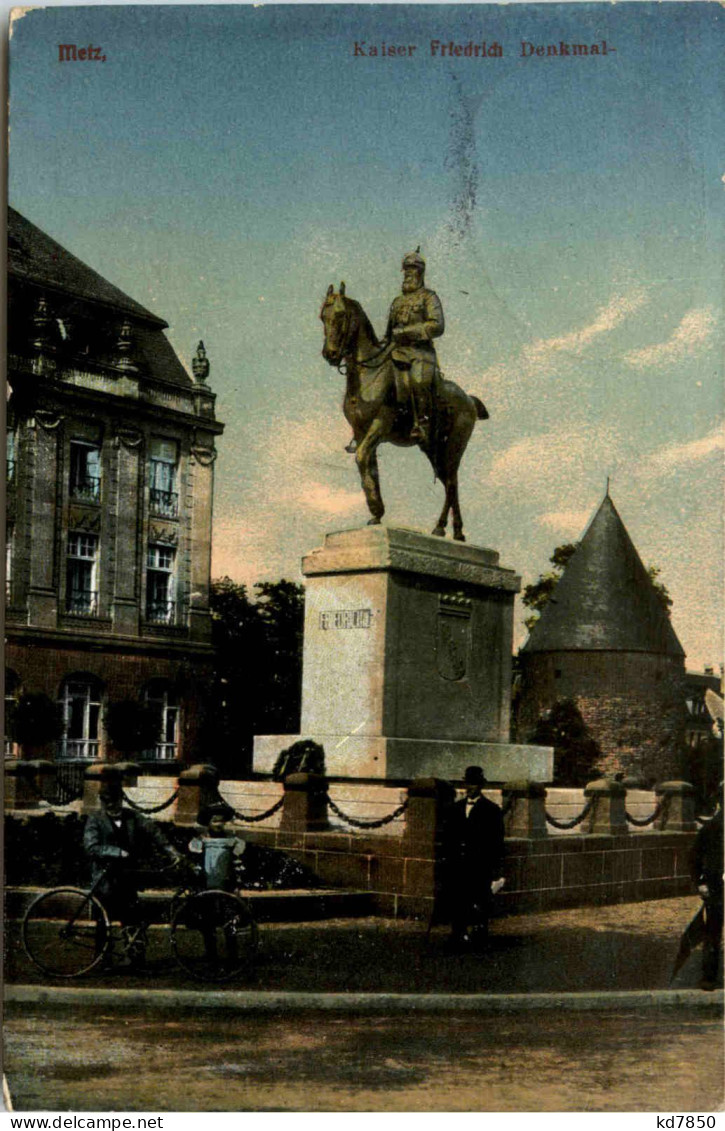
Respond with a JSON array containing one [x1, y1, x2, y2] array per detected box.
[[402, 777, 456, 853], [584, 778, 628, 835], [176, 763, 219, 826], [655, 780, 696, 832], [82, 761, 140, 814], [281, 772, 329, 833], [4, 758, 55, 810], [502, 780, 548, 839]]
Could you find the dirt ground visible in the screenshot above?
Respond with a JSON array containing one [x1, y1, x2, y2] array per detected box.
[[4, 1006, 723, 1112]]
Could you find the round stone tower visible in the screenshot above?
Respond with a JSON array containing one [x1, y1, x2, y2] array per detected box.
[[517, 493, 686, 784]]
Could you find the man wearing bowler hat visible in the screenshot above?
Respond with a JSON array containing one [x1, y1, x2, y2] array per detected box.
[[442, 765, 505, 950]]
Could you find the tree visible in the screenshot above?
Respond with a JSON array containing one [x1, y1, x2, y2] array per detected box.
[[522, 542, 672, 632], [529, 699, 602, 786], [521, 543, 577, 632], [12, 692, 63, 757], [104, 700, 162, 760], [204, 578, 305, 776]]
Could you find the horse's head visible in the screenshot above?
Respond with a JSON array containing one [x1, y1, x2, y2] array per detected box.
[[320, 282, 356, 367]]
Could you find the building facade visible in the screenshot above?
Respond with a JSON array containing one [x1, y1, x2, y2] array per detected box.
[[6, 207, 224, 767], [516, 493, 687, 784]]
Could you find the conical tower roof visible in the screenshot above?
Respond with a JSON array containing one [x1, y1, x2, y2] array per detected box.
[[523, 494, 684, 656]]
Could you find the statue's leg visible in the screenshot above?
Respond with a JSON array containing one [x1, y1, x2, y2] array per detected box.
[[450, 476, 466, 542], [432, 481, 452, 537], [355, 416, 388, 524]]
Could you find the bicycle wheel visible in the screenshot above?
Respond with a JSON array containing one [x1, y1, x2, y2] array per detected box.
[[22, 888, 110, 977], [171, 889, 258, 983]]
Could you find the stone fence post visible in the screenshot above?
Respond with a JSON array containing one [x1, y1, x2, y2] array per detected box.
[[655, 781, 696, 832], [4, 759, 55, 811], [584, 778, 628, 835], [402, 778, 455, 855], [502, 780, 548, 839], [82, 761, 140, 814], [281, 772, 329, 833], [175, 763, 219, 826]]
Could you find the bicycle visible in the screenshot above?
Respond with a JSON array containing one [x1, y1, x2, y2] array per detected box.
[[21, 861, 259, 983]]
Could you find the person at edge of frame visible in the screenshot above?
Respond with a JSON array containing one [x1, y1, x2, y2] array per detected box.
[[441, 764, 506, 952], [691, 781, 724, 991], [83, 777, 182, 966]]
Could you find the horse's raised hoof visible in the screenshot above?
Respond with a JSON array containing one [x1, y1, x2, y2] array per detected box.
[[432, 526, 446, 538], [367, 517, 382, 526]]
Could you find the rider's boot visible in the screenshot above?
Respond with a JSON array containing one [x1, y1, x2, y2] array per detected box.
[[345, 437, 358, 454], [410, 395, 430, 444]]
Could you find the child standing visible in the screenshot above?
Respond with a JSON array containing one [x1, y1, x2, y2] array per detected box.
[[187, 803, 247, 970], [189, 803, 247, 891]]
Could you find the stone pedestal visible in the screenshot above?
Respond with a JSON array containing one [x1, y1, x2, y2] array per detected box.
[[82, 761, 140, 815], [280, 772, 329, 833], [4, 759, 55, 810], [585, 778, 628, 836], [502, 780, 548, 839], [655, 780, 696, 832], [176, 763, 219, 826], [254, 526, 552, 782]]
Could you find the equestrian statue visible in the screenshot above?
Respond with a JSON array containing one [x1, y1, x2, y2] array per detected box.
[[319, 249, 488, 542]]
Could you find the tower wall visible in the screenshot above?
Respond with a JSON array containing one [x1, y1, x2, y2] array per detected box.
[[518, 650, 687, 784]]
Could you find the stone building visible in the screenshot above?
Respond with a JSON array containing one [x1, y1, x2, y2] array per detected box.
[[5, 206, 224, 767], [516, 492, 687, 784]]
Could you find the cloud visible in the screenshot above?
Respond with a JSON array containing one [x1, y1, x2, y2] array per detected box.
[[488, 426, 622, 495], [296, 481, 361, 518], [641, 426, 724, 478], [523, 290, 648, 365], [537, 510, 592, 538], [624, 307, 717, 369], [475, 288, 648, 405]]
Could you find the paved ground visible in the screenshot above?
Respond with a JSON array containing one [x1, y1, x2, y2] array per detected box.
[[6, 895, 722, 994], [5, 896, 723, 1112], [4, 1006, 723, 1112]]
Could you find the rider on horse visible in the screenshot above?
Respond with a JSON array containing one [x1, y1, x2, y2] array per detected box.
[[346, 248, 444, 452]]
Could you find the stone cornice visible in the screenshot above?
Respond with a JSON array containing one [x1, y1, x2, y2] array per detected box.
[[302, 526, 521, 592]]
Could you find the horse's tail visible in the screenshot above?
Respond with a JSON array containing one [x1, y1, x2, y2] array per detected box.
[[471, 396, 489, 421]]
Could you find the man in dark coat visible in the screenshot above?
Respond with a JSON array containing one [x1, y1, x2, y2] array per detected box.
[[691, 788, 724, 990], [83, 779, 181, 960], [442, 765, 505, 950]]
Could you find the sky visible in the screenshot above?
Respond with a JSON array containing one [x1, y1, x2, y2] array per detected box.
[[8, 2, 724, 667]]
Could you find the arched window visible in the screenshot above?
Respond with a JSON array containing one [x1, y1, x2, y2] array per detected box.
[[58, 676, 104, 761], [5, 670, 21, 758], [142, 682, 179, 761]]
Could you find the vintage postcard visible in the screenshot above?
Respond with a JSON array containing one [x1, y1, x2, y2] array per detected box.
[[4, 0, 724, 1116]]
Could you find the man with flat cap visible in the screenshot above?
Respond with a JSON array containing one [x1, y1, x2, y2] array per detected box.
[[383, 247, 444, 446], [442, 766, 505, 950]]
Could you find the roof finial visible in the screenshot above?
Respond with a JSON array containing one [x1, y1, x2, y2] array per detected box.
[[605, 476, 610, 498]]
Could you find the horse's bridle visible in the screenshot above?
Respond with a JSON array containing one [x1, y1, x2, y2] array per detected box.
[[324, 294, 392, 375]]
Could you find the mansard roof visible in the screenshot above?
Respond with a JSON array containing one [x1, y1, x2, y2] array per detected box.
[[8, 206, 197, 389], [8, 206, 166, 327], [522, 494, 685, 656]]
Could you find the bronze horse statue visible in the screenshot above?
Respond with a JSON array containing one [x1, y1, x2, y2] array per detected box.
[[320, 283, 488, 542]]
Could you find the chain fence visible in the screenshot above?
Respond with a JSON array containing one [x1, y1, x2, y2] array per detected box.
[[214, 787, 285, 824], [544, 797, 594, 830], [624, 795, 667, 827], [122, 788, 180, 814], [326, 793, 409, 830]]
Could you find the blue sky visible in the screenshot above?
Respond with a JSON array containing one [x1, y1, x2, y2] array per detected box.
[[9, 3, 724, 666]]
